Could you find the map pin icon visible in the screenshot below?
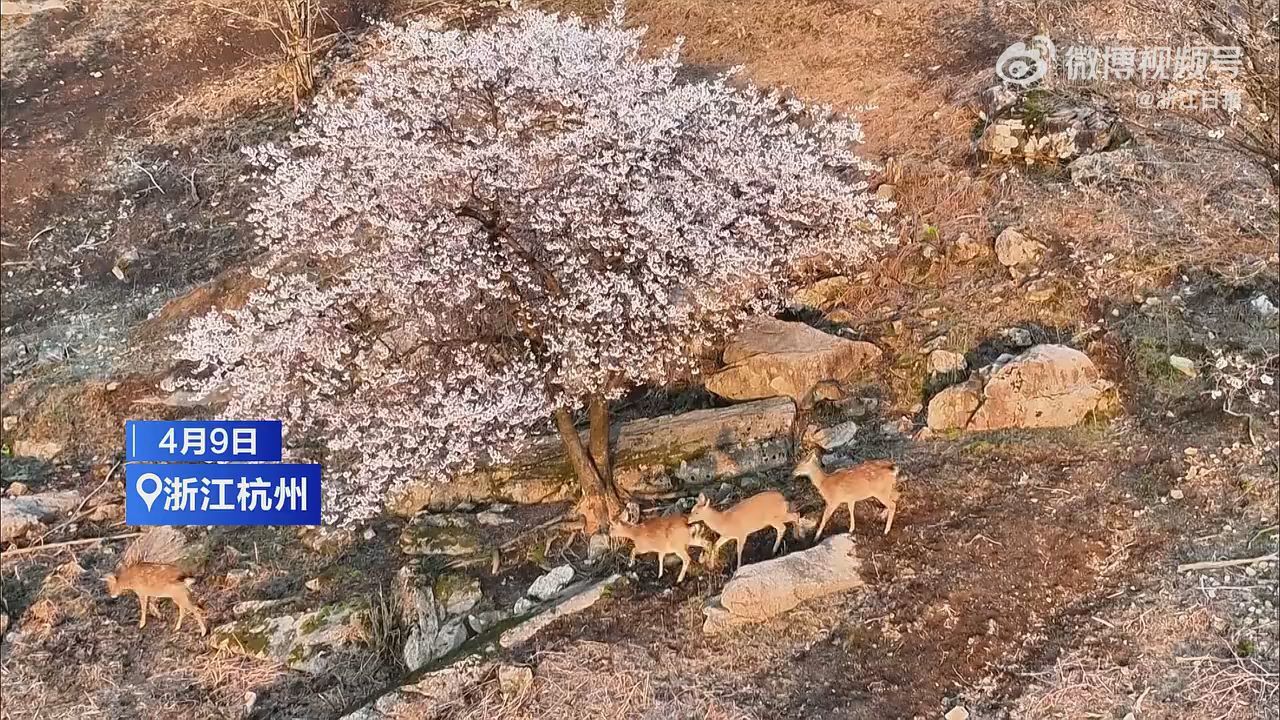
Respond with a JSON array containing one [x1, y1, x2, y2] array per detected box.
[[136, 472, 163, 511]]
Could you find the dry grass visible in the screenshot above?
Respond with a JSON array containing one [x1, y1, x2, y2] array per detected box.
[[442, 640, 756, 720]]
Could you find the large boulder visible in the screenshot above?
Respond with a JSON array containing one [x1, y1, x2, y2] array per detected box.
[[0, 490, 81, 543], [705, 319, 882, 403], [389, 398, 796, 515], [703, 534, 864, 634], [927, 344, 1112, 431]]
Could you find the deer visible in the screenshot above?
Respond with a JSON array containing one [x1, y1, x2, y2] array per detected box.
[[687, 490, 799, 570], [104, 527, 207, 636], [792, 451, 900, 539], [609, 512, 711, 583]]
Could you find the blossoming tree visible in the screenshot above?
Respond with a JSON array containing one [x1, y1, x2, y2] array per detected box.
[[174, 7, 891, 531]]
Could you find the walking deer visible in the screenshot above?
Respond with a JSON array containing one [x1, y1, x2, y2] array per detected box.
[[793, 452, 900, 538], [609, 512, 710, 583], [687, 491, 799, 569]]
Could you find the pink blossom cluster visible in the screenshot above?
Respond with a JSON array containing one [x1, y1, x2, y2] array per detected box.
[[173, 6, 892, 524]]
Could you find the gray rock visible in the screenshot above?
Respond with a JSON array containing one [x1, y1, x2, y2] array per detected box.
[[1001, 327, 1034, 347], [466, 609, 507, 635], [0, 490, 81, 543], [513, 596, 538, 616], [585, 533, 611, 565], [527, 565, 575, 601], [501, 575, 623, 649], [1252, 294, 1279, 319], [703, 535, 864, 634], [804, 421, 860, 451], [1169, 355, 1198, 378]]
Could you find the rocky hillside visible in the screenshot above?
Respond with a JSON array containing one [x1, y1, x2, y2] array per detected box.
[[2, 1, 1277, 719]]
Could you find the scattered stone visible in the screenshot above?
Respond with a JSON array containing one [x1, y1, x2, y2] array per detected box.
[[993, 228, 1044, 278], [1169, 355, 1198, 378], [945, 707, 970, 720], [927, 345, 1112, 431], [1001, 327, 1034, 347], [6, 482, 29, 497], [1251, 294, 1278, 319], [501, 575, 624, 648], [363, 527, 376, 541], [497, 664, 534, 700], [244, 691, 258, 715], [105, 381, 120, 392], [1170, 488, 1184, 500], [0, 490, 82, 543], [874, 184, 896, 201], [804, 420, 859, 451], [703, 535, 863, 634], [949, 232, 990, 263], [705, 319, 882, 404], [513, 596, 538, 615], [927, 349, 967, 377], [527, 565, 575, 601], [10, 440, 63, 461], [466, 609, 506, 635], [1, 416, 15, 433]]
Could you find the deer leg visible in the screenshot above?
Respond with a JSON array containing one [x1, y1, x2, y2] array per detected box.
[[657, 552, 665, 578], [848, 501, 856, 534], [176, 587, 207, 636], [675, 549, 691, 583], [175, 601, 185, 632], [628, 548, 637, 567], [138, 595, 149, 629], [771, 524, 786, 554], [735, 538, 745, 569], [815, 503, 838, 539], [883, 498, 897, 535]]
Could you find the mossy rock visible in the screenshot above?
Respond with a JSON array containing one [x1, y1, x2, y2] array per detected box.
[[399, 514, 490, 557], [209, 598, 369, 675], [433, 573, 482, 616]]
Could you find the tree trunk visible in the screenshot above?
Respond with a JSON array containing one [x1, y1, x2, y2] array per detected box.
[[552, 406, 622, 534], [588, 393, 612, 486]]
